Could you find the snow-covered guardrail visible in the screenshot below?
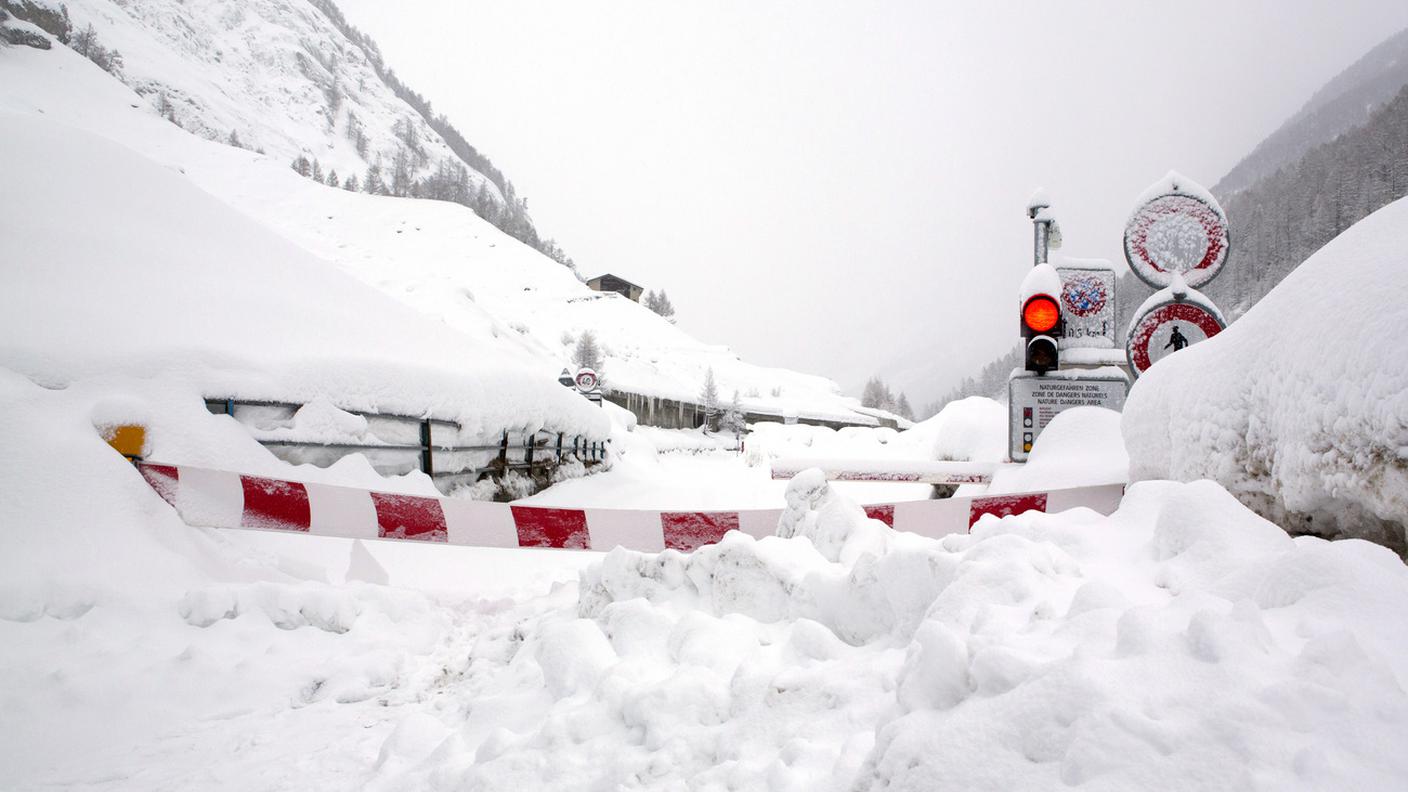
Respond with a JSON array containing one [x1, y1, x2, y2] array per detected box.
[[770, 458, 998, 485], [135, 462, 1124, 553]]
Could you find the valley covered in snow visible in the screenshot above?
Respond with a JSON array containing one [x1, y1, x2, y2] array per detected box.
[[3, 1, 1408, 790]]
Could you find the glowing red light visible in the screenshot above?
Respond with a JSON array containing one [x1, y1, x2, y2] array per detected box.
[[1023, 295, 1060, 333]]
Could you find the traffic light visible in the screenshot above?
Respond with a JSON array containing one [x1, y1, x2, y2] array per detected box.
[[1022, 293, 1062, 373]]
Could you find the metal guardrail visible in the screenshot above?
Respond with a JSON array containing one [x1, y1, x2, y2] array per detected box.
[[204, 399, 607, 487]]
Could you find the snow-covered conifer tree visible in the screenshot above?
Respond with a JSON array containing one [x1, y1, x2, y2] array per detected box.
[[700, 367, 720, 432]]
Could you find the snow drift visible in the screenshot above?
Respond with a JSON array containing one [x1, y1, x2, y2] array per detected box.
[[384, 473, 1408, 791], [1122, 196, 1408, 552]]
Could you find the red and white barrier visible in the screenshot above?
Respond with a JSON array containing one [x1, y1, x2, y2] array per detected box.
[[770, 458, 998, 485], [137, 462, 1125, 553]]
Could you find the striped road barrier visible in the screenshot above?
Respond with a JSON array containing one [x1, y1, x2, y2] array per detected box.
[[136, 462, 1125, 554], [769, 458, 1000, 486]]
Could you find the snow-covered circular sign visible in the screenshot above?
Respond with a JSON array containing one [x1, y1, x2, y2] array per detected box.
[[574, 367, 598, 393], [1061, 273, 1108, 317], [1123, 172, 1230, 290], [1125, 300, 1225, 375]]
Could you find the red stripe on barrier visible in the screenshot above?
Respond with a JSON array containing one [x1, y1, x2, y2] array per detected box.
[[139, 464, 179, 506], [661, 511, 740, 553], [968, 493, 1048, 528], [240, 475, 311, 532], [511, 506, 589, 549], [371, 492, 447, 542], [863, 504, 895, 527]]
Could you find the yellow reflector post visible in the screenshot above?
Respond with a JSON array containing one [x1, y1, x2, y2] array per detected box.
[[102, 424, 147, 459]]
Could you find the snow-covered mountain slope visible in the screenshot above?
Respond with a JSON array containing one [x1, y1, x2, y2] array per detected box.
[[0, 30, 882, 427], [1215, 26, 1408, 196], [1123, 195, 1408, 552], [0, 46, 608, 456], [55, 0, 504, 203]]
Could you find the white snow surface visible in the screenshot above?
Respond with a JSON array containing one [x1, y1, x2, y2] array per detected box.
[[1127, 170, 1224, 221], [1019, 262, 1063, 304], [7, 374, 1408, 790], [1123, 195, 1408, 551], [0, 21, 879, 429], [0, 106, 604, 443], [59, 0, 507, 203]]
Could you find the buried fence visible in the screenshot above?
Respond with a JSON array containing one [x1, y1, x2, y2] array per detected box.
[[135, 461, 1126, 554], [203, 398, 608, 493]]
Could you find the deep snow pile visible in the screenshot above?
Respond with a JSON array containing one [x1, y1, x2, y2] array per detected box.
[[0, 106, 604, 443], [391, 472, 1408, 791], [0, 371, 595, 788], [6, 368, 1408, 790], [1123, 196, 1408, 552]]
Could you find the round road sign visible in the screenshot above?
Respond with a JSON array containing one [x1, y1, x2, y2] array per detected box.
[[1124, 192, 1229, 290], [1061, 272, 1109, 317], [1126, 300, 1225, 375], [574, 367, 598, 393]]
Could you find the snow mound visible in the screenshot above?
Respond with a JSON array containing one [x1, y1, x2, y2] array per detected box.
[[1123, 196, 1408, 552], [988, 406, 1128, 494], [0, 104, 606, 442], [392, 475, 1408, 791]]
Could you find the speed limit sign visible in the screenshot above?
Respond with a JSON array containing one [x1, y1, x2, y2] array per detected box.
[[573, 367, 598, 393]]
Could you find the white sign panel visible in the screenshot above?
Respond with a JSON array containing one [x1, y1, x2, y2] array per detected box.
[[1008, 372, 1129, 462], [1057, 265, 1116, 349]]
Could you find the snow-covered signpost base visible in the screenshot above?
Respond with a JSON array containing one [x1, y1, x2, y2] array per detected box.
[[1008, 368, 1128, 461]]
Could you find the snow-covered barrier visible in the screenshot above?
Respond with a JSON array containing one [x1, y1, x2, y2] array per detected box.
[[770, 458, 997, 485], [1123, 197, 1408, 552], [134, 462, 1124, 552]]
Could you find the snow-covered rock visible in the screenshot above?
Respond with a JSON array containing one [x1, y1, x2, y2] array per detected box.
[[1123, 196, 1408, 552]]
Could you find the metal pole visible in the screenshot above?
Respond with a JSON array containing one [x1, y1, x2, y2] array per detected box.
[[1033, 219, 1049, 267], [419, 419, 433, 475]]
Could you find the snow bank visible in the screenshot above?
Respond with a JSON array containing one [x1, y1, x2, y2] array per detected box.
[[0, 103, 607, 444], [0, 37, 878, 431], [388, 474, 1408, 790], [988, 406, 1128, 494], [1123, 196, 1408, 552]]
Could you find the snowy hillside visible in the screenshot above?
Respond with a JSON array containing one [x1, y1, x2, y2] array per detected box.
[[1215, 26, 1408, 196], [0, 31, 881, 427], [24, 0, 571, 260], [1123, 196, 1408, 553], [55, 0, 497, 197]]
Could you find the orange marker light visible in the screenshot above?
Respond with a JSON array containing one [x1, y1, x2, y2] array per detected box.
[[1023, 295, 1060, 334]]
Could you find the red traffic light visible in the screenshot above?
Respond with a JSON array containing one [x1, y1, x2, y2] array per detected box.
[[1022, 295, 1060, 334]]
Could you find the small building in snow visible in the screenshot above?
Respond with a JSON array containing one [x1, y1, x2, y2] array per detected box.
[[587, 273, 644, 302]]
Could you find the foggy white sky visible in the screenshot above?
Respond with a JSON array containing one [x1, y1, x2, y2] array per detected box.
[[338, 0, 1408, 405]]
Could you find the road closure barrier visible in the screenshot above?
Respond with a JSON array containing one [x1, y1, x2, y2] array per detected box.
[[770, 458, 998, 485], [136, 462, 1125, 553]]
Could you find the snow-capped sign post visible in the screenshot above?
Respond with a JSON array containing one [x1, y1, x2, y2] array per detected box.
[[1122, 172, 1232, 376], [1123, 171, 1229, 290], [1009, 193, 1130, 462]]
